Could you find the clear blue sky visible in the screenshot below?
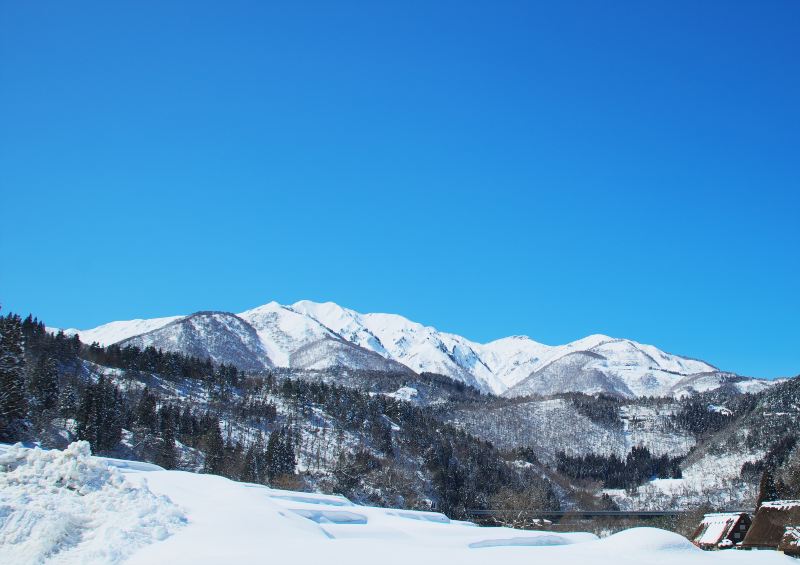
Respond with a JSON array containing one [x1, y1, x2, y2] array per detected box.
[[1, 1, 798, 378]]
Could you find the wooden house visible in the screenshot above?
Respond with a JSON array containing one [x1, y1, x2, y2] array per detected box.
[[741, 501, 800, 550], [691, 512, 751, 549]]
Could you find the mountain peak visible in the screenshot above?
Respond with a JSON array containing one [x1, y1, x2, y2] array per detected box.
[[56, 299, 737, 398]]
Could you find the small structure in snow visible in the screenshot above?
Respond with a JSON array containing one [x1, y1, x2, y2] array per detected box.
[[778, 526, 800, 557], [741, 500, 800, 551], [691, 512, 751, 549]]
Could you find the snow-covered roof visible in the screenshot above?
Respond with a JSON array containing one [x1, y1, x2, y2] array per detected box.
[[780, 527, 800, 555], [761, 500, 800, 510], [694, 513, 745, 546]]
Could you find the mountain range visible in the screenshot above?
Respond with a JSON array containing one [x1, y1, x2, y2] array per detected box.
[[57, 300, 772, 398]]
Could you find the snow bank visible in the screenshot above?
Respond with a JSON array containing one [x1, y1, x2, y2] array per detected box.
[[3, 445, 793, 565], [0, 442, 185, 565], [597, 528, 696, 552]]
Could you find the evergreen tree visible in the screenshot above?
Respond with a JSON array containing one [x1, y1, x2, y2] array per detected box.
[[0, 313, 27, 440], [155, 405, 178, 469], [202, 418, 225, 474], [76, 376, 122, 453], [135, 388, 158, 433], [266, 426, 296, 481], [28, 356, 59, 412], [757, 465, 779, 508], [756, 435, 800, 506], [241, 433, 268, 484], [178, 405, 199, 447], [58, 382, 78, 422]]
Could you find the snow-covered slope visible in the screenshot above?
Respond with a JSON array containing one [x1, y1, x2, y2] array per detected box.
[[4, 443, 789, 565], [287, 303, 724, 396], [119, 312, 273, 372], [238, 302, 410, 373], [237, 302, 337, 367], [57, 300, 773, 398], [57, 316, 184, 347], [292, 300, 495, 391], [504, 338, 722, 398]]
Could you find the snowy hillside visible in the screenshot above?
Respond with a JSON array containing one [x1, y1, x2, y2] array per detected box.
[[238, 301, 409, 374], [1, 443, 792, 565], [58, 299, 773, 398], [57, 315, 184, 347], [120, 312, 274, 372]]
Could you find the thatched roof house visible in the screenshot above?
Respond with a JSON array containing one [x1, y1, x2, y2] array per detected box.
[[741, 501, 800, 550], [691, 512, 751, 549], [779, 526, 800, 557]]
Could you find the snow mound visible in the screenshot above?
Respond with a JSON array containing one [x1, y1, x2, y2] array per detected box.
[[597, 527, 697, 552], [385, 510, 450, 523], [290, 509, 369, 524], [469, 534, 577, 548], [0, 442, 185, 565]]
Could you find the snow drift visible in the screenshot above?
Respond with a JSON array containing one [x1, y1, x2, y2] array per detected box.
[[0, 442, 185, 565]]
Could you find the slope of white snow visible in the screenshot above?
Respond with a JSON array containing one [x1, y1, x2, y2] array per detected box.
[[238, 301, 407, 373], [238, 301, 338, 367], [291, 301, 497, 391], [120, 312, 273, 372], [0, 442, 185, 565], [57, 316, 184, 347], [3, 444, 792, 565]]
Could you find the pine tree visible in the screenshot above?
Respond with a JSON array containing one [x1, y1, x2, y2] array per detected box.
[[76, 376, 122, 453], [155, 406, 178, 470], [241, 443, 258, 483], [266, 426, 296, 481], [28, 356, 59, 412], [96, 377, 123, 451], [178, 405, 198, 447], [0, 314, 27, 440], [58, 383, 78, 421], [135, 388, 158, 433], [241, 433, 268, 484], [76, 383, 97, 450], [202, 418, 225, 474], [757, 466, 779, 508]]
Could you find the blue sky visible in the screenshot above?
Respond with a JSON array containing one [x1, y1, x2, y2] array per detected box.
[[1, 1, 798, 378]]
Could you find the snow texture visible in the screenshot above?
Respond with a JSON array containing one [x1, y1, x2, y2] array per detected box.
[[0, 442, 186, 565], [56, 316, 184, 347]]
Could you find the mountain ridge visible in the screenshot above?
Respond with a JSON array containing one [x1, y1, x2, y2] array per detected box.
[[53, 299, 771, 398]]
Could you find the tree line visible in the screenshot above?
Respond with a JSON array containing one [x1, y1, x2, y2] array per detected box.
[[555, 446, 683, 489]]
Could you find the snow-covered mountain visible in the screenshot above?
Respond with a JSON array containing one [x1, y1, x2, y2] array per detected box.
[[60, 299, 770, 398], [120, 312, 274, 372]]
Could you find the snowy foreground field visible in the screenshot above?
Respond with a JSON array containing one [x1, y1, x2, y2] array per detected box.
[[0, 443, 795, 565]]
